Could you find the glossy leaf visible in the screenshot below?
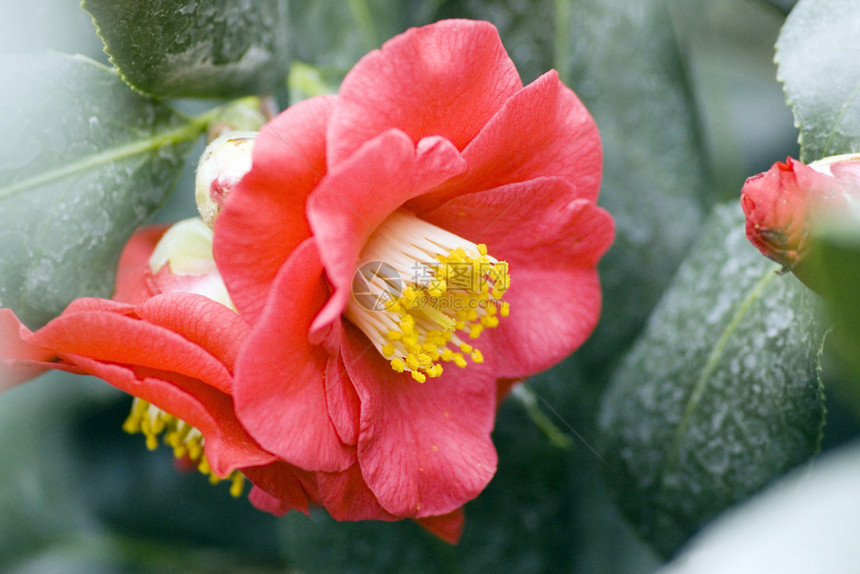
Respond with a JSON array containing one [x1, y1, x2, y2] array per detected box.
[[599, 203, 827, 557], [82, 0, 290, 99], [0, 53, 200, 328], [776, 0, 860, 162]]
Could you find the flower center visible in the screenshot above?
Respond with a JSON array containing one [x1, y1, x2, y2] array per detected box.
[[123, 398, 246, 498], [345, 210, 510, 383]]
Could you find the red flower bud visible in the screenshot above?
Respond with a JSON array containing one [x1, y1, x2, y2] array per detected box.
[[741, 154, 860, 272]]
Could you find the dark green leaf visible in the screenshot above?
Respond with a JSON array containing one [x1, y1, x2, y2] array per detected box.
[[776, 0, 860, 162], [82, 0, 290, 99], [658, 440, 860, 573], [561, 0, 708, 367], [0, 53, 200, 328], [599, 203, 827, 557]]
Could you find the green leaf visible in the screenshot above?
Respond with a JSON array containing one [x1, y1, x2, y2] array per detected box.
[[598, 203, 827, 557], [0, 53, 200, 328], [658, 440, 860, 573], [812, 219, 860, 379], [561, 0, 708, 366], [776, 0, 860, 162], [82, 0, 290, 99]]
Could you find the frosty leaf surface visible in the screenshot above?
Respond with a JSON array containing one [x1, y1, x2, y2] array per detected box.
[[777, 0, 860, 162], [599, 203, 827, 557], [0, 54, 199, 328], [82, 0, 290, 99]]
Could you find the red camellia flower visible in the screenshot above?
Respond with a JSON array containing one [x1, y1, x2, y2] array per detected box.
[[213, 18, 613, 527], [1, 19, 612, 544], [741, 154, 860, 272]]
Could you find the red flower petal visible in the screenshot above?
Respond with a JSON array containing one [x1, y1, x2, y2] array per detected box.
[[410, 71, 602, 212], [0, 309, 55, 389], [113, 225, 169, 304], [307, 129, 466, 333], [316, 463, 397, 521], [214, 96, 335, 324], [244, 461, 317, 516], [133, 293, 248, 375], [422, 178, 614, 376], [325, 354, 361, 446], [328, 19, 522, 165], [415, 508, 465, 544], [341, 323, 498, 518], [30, 304, 234, 394], [233, 238, 356, 472], [65, 354, 274, 477]]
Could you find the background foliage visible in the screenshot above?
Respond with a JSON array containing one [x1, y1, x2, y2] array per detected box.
[[6, 0, 860, 572]]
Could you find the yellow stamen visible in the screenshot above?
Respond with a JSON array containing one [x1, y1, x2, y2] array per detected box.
[[345, 210, 510, 382], [123, 398, 246, 498]]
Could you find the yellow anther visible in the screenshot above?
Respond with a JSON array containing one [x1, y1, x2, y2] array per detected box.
[[230, 473, 245, 498], [343, 209, 511, 384], [500, 301, 510, 317], [123, 397, 248, 501]]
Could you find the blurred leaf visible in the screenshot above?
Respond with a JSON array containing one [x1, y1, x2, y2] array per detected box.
[[562, 0, 708, 367], [82, 0, 290, 99], [812, 219, 860, 378], [658, 440, 860, 574], [0, 53, 200, 328], [599, 203, 827, 557], [0, 373, 117, 571], [776, 0, 860, 162], [289, 0, 434, 74]]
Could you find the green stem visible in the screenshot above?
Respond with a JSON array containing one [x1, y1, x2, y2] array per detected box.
[[512, 384, 573, 450], [0, 102, 238, 202]]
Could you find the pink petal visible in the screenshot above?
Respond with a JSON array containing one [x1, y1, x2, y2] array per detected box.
[[65, 354, 275, 477], [316, 463, 397, 521], [410, 71, 602, 212], [30, 306, 234, 394], [422, 178, 614, 377], [0, 309, 54, 390], [113, 226, 168, 304], [233, 238, 355, 473], [415, 508, 465, 544], [134, 293, 249, 375], [245, 461, 317, 516], [307, 129, 466, 334], [341, 323, 498, 518], [328, 19, 522, 165], [326, 354, 360, 446], [214, 96, 336, 324]]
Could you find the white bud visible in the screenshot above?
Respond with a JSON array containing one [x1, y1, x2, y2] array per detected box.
[[195, 131, 256, 227]]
